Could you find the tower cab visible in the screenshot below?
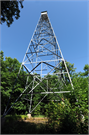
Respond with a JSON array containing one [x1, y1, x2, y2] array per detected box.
[[41, 11, 48, 21]]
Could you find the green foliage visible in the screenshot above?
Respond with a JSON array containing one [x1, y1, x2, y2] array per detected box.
[[32, 115, 45, 118], [20, 115, 28, 119], [1, 51, 27, 115], [1, 0, 24, 27], [81, 64, 89, 77], [1, 50, 88, 133], [44, 75, 88, 134], [54, 61, 76, 85], [32, 105, 41, 116]]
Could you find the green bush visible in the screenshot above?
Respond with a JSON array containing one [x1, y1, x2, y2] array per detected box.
[[45, 86, 88, 134]]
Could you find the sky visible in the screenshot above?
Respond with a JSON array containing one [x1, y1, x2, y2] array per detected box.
[[1, 0, 88, 74]]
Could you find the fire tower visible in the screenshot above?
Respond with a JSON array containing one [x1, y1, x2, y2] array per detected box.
[[3, 11, 74, 117]]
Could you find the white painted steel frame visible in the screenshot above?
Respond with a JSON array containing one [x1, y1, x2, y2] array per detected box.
[[3, 11, 74, 117]]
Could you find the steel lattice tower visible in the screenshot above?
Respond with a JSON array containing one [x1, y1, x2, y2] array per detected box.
[[3, 11, 74, 117]]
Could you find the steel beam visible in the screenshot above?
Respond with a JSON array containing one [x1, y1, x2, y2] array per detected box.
[[2, 11, 74, 118]]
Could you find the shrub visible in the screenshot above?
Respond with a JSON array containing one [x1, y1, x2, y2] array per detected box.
[[45, 94, 88, 134]]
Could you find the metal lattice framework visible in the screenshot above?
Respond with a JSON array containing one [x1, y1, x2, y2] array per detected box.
[[2, 11, 74, 117]]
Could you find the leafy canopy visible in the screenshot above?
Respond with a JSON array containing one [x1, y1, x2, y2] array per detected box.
[[1, 0, 24, 27]]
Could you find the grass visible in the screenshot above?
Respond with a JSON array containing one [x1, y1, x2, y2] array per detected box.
[[19, 115, 25, 118], [1, 114, 88, 134], [32, 115, 46, 118], [18, 114, 46, 120], [1, 115, 51, 134]]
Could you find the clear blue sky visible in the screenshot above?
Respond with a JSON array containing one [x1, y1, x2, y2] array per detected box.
[[1, 0, 88, 73]]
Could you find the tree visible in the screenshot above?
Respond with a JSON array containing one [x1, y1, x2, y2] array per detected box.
[[44, 65, 88, 134], [0, 51, 28, 115], [82, 64, 89, 77], [73, 64, 89, 79], [1, 0, 24, 27]]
